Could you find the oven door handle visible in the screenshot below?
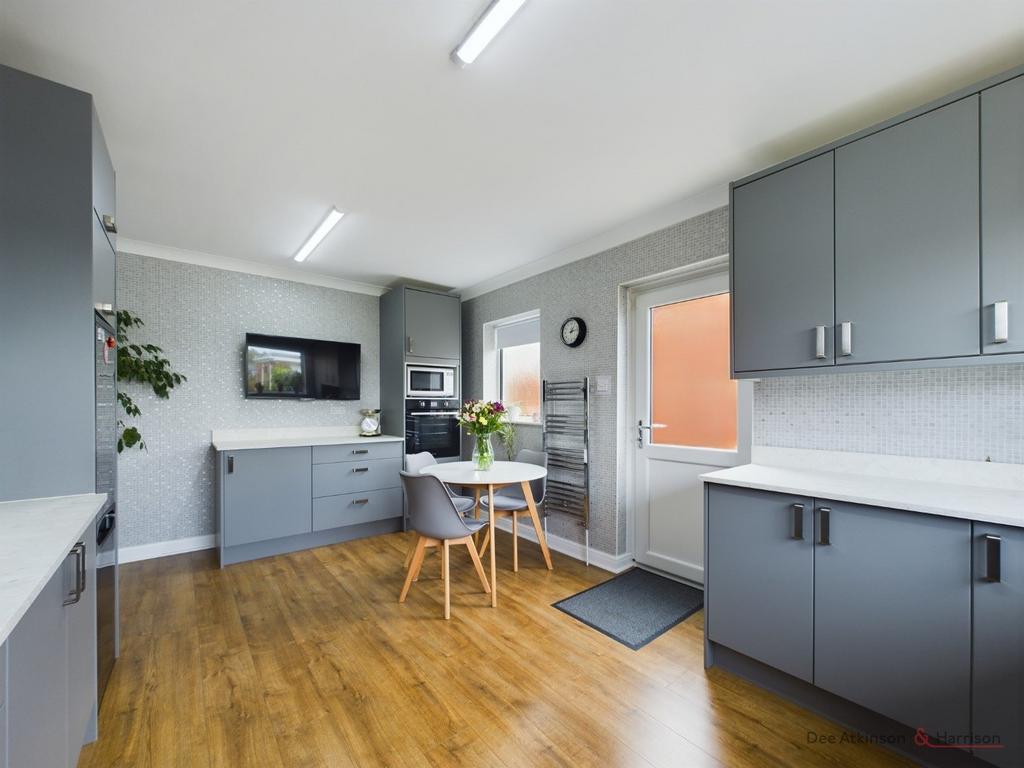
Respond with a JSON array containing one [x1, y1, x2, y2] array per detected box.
[[408, 411, 459, 416]]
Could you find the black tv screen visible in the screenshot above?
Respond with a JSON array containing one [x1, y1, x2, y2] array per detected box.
[[245, 333, 360, 400]]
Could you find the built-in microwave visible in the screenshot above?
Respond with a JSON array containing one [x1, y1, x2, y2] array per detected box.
[[405, 364, 457, 399]]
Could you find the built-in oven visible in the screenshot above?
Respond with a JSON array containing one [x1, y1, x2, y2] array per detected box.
[[406, 364, 457, 399], [405, 399, 461, 461]]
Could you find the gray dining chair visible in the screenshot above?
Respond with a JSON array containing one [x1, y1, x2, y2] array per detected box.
[[399, 471, 491, 620], [403, 452, 480, 572], [479, 449, 547, 572]]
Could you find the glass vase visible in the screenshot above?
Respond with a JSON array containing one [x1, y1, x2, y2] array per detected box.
[[472, 435, 495, 471]]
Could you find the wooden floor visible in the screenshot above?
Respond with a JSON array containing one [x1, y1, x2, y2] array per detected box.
[[78, 531, 912, 768]]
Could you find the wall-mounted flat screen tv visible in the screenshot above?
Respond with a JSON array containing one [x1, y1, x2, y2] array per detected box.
[[245, 333, 360, 400]]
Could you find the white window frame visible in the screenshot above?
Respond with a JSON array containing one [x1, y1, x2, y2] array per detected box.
[[482, 309, 541, 425]]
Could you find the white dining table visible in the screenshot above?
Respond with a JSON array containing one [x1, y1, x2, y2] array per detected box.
[[420, 460, 552, 607]]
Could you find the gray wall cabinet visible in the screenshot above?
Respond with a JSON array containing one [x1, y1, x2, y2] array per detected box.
[[732, 153, 835, 373], [405, 288, 462, 361], [813, 501, 971, 739], [972, 523, 1024, 767], [220, 447, 312, 547], [729, 64, 1024, 378], [217, 441, 403, 565], [91, 107, 116, 317], [7, 541, 97, 768], [981, 75, 1024, 355], [834, 97, 979, 365], [706, 485, 814, 681]]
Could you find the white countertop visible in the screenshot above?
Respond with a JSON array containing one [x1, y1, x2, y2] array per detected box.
[[0, 493, 108, 646], [211, 426, 404, 451], [702, 458, 1024, 529]]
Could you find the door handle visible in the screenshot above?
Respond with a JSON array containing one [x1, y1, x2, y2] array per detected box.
[[227, 456, 235, 474], [790, 503, 804, 540], [839, 323, 852, 357], [815, 326, 827, 359], [993, 301, 1009, 344], [63, 543, 85, 606], [983, 535, 1001, 582], [817, 507, 831, 546], [637, 421, 667, 447]]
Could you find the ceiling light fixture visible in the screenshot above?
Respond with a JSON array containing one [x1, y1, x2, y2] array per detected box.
[[293, 207, 345, 262], [451, 0, 527, 65]]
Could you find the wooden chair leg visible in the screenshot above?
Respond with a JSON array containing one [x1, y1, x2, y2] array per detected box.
[[512, 511, 519, 572], [400, 536, 427, 603], [442, 539, 451, 620], [465, 538, 491, 594], [478, 527, 490, 559], [404, 536, 417, 568]]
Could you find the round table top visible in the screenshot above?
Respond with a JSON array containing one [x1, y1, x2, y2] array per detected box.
[[420, 460, 546, 486]]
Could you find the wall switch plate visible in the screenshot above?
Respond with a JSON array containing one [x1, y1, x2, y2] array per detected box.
[[596, 375, 612, 394]]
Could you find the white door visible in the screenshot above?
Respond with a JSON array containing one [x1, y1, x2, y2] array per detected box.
[[631, 266, 750, 584]]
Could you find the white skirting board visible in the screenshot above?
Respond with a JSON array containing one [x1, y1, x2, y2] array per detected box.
[[118, 524, 633, 573], [491, 517, 633, 574], [119, 534, 216, 564]]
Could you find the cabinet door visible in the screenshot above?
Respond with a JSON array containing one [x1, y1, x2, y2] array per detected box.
[[973, 524, 1024, 768], [732, 153, 835, 373], [66, 539, 97, 762], [835, 97, 980, 364], [814, 501, 970, 738], [981, 75, 1024, 354], [92, 209, 115, 316], [405, 288, 461, 360], [222, 447, 312, 547], [92, 105, 115, 251], [706, 485, 814, 681], [8, 559, 70, 768]]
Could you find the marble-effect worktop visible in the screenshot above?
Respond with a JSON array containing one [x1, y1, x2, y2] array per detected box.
[[211, 426, 405, 452]]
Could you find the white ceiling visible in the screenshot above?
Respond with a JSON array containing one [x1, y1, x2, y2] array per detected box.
[[2, 1, 1023, 293]]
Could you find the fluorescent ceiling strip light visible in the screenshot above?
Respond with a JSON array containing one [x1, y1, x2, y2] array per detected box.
[[293, 207, 344, 262], [452, 0, 527, 65]]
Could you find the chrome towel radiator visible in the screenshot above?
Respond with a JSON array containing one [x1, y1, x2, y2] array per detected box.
[[542, 378, 591, 565]]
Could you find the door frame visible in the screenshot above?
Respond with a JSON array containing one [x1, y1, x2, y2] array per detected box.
[[620, 253, 752, 573]]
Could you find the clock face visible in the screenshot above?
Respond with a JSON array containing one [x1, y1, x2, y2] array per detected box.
[[561, 317, 586, 347]]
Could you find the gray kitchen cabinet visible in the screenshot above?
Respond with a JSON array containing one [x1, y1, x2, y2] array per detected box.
[[731, 153, 835, 373], [834, 96, 980, 365], [814, 501, 971, 739], [706, 485, 814, 681], [221, 447, 312, 547], [8, 555, 71, 768], [404, 288, 461, 360], [981, 75, 1024, 354], [66, 539, 97, 762], [312, 457, 402, 498], [92, 209, 116, 318], [972, 523, 1024, 767]]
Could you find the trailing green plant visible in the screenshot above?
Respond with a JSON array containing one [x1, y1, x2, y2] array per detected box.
[[498, 420, 517, 461], [116, 309, 187, 452]]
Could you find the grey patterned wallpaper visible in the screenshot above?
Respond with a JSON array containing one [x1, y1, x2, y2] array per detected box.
[[754, 364, 1024, 464], [116, 253, 380, 548], [462, 207, 731, 556]]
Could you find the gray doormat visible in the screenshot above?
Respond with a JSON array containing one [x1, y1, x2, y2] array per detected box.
[[552, 568, 703, 650]]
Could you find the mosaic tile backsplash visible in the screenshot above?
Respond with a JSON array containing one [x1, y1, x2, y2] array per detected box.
[[116, 253, 380, 548], [753, 364, 1024, 464]]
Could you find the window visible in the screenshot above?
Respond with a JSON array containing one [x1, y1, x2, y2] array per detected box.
[[484, 311, 541, 423]]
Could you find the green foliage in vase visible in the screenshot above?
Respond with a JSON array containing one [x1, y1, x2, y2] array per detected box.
[[498, 421, 517, 461], [115, 309, 187, 452]]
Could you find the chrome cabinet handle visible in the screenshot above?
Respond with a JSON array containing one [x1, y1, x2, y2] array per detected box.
[[983, 535, 1002, 582], [227, 456, 235, 474], [817, 507, 831, 546], [839, 323, 852, 357], [352, 498, 370, 505], [63, 543, 85, 606], [407, 336, 413, 353], [352, 449, 369, 455], [102, 214, 117, 233], [993, 301, 1009, 344], [815, 326, 827, 359], [791, 503, 805, 540], [353, 467, 370, 473]]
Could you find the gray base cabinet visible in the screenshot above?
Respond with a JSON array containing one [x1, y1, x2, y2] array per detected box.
[[7, 542, 96, 768], [813, 501, 971, 738], [706, 485, 814, 681], [972, 523, 1024, 767], [220, 447, 312, 547], [217, 441, 403, 566]]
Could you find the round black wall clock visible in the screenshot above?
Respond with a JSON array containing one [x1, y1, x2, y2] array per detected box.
[[560, 317, 587, 348]]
